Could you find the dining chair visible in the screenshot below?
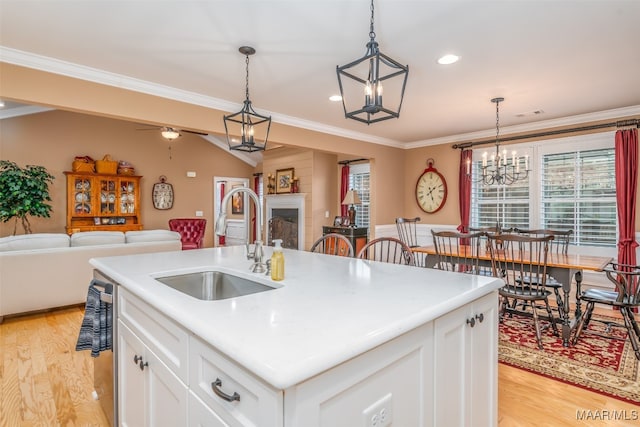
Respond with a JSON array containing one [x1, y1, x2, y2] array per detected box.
[[309, 233, 354, 257], [431, 230, 492, 276], [572, 262, 640, 360], [395, 217, 422, 265], [357, 237, 415, 266], [488, 233, 558, 350], [514, 228, 573, 314], [168, 218, 207, 250]]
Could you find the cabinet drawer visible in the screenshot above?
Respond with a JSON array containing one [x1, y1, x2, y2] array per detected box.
[[189, 335, 283, 427], [119, 288, 189, 383]]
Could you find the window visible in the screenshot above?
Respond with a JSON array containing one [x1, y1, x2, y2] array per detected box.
[[349, 163, 370, 229], [471, 132, 617, 247]]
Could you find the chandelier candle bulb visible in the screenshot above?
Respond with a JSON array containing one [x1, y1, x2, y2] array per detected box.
[[466, 158, 471, 175], [482, 152, 488, 167]]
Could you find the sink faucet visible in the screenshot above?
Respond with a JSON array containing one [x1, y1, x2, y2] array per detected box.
[[215, 186, 266, 273]]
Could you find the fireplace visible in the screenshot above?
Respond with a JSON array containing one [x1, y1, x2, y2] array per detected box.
[[265, 194, 305, 250]]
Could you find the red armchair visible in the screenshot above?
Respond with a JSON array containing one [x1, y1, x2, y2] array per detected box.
[[168, 218, 207, 250]]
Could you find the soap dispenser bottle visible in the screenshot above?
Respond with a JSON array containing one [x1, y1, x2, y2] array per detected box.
[[271, 239, 285, 281]]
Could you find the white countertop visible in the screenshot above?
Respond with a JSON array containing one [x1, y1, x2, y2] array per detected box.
[[90, 246, 503, 390]]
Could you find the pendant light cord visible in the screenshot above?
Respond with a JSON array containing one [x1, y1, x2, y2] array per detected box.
[[245, 54, 250, 102], [495, 98, 501, 148], [369, 0, 376, 40]]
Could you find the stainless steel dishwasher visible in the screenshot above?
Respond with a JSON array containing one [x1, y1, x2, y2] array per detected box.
[[92, 270, 118, 427]]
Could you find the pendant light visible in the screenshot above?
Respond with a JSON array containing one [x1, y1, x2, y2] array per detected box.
[[336, 0, 409, 124], [466, 97, 531, 185], [224, 46, 271, 152]]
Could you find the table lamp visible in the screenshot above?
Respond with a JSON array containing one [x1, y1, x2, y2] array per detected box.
[[341, 189, 361, 227]]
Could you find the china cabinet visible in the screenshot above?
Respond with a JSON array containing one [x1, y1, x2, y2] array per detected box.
[[65, 172, 143, 234]]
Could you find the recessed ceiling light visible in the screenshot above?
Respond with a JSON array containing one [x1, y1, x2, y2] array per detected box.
[[437, 54, 460, 65], [329, 95, 342, 102]]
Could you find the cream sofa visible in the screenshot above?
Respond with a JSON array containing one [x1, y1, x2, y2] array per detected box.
[[0, 230, 182, 322]]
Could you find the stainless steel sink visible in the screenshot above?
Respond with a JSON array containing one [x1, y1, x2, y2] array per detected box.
[[155, 271, 275, 300]]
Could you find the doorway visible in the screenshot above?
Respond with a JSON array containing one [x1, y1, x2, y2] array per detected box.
[[213, 176, 250, 246]]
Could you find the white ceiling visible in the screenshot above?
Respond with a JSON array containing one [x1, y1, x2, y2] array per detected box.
[[1, 0, 640, 147]]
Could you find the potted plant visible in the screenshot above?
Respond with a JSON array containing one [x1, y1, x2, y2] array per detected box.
[[0, 160, 55, 235]]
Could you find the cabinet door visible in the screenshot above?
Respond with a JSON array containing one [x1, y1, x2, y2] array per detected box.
[[433, 292, 498, 427], [189, 391, 231, 427], [119, 320, 147, 427], [433, 303, 468, 426], [98, 176, 118, 215], [70, 175, 94, 216], [468, 293, 498, 426], [119, 178, 138, 215], [147, 348, 189, 427]]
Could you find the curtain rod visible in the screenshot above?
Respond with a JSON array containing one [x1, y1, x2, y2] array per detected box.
[[338, 158, 368, 165], [452, 118, 640, 150]]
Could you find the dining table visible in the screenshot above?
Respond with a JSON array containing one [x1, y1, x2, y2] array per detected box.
[[412, 245, 613, 346]]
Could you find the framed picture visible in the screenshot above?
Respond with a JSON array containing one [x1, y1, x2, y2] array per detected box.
[[276, 168, 295, 194], [333, 216, 350, 227], [231, 185, 244, 214]]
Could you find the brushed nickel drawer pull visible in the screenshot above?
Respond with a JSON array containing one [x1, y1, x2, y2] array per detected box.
[[212, 378, 240, 402]]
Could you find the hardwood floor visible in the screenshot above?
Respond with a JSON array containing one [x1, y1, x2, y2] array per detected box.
[[1, 307, 638, 426]]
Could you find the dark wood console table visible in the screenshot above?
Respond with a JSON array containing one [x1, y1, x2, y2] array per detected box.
[[322, 226, 368, 255]]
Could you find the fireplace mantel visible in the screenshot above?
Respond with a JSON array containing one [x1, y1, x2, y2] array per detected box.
[[266, 194, 306, 250]]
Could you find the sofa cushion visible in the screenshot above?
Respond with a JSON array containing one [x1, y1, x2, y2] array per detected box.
[[125, 230, 181, 243], [0, 233, 70, 252], [70, 231, 125, 247]]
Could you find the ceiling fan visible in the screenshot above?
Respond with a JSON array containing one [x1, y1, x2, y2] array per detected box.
[[137, 125, 208, 141]]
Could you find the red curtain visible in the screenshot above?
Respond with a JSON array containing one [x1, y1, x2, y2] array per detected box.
[[218, 181, 225, 246], [253, 175, 260, 242], [340, 165, 350, 217], [457, 150, 472, 233], [615, 128, 638, 267]]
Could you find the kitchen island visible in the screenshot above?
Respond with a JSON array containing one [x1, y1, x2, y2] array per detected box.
[[91, 245, 503, 427]]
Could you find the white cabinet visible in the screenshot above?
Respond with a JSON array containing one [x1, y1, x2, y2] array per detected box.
[[118, 320, 189, 427], [116, 286, 497, 427], [284, 321, 434, 427], [433, 292, 498, 427]]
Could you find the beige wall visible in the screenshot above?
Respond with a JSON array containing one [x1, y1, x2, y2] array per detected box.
[[1, 63, 406, 243], [3, 62, 638, 240], [0, 110, 254, 247]]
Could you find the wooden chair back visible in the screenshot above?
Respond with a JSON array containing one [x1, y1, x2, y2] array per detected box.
[[430, 230, 491, 275], [357, 237, 415, 266], [514, 228, 573, 255], [395, 217, 421, 248], [309, 233, 354, 257], [488, 233, 553, 292]]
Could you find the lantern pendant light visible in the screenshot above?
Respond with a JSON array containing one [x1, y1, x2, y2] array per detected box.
[[224, 46, 271, 152], [336, 0, 409, 124]]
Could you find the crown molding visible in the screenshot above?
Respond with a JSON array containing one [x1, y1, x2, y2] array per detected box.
[[1, 47, 403, 148], [3, 47, 638, 151], [407, 104, 640, 149]]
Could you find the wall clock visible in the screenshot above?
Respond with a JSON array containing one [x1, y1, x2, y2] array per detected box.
[[415, 159, 447, 213], [152, 175, 174, 210]]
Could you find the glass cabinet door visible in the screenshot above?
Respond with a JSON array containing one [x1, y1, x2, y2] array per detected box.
[[73, 177, 93, 215], [99, 177, 117, 215], [120, 179, 137, 214]]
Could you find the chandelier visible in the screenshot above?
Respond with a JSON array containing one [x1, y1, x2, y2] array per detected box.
[[336, 0, 409, 124], [223, 46, 271, 152], [468, 97, 530, 185]]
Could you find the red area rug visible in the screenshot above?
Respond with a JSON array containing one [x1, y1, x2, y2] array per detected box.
[[498, 313, 640, 405]]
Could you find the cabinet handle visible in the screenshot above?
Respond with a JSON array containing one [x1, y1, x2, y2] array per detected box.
[[139, 359, 148, 371], [133, 355, 142, 364], [476, 313, 484, 323], [466, 317, 476, 328], [212, 378, 240, 402]]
